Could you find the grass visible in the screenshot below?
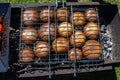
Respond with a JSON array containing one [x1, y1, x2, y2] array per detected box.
[[115, 66, 120, 80], [1, 0, 120, 13], [0, 0, 62, 4], [0, 0, 120, 80]]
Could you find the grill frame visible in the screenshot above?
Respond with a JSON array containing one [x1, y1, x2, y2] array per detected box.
[[7, 2, 120, 79]]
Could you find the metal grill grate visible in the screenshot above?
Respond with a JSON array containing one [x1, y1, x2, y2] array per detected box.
[[19, 5, 104, 62]]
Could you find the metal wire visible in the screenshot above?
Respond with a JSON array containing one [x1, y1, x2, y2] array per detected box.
[[71, 5, 77, 77], [48, 5, 52, 79]]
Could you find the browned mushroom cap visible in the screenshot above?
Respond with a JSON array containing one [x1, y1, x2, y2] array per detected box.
[[22, 9, 39, 26], [56, 7, 70, 22], [85, 8, 98, 22], [70, 30, 86, 47], [34, 41, 49, 58], [82, 40, 102, 60], [52, 37, 69, 53], [40, 8, 54, 22], [84, 22, 99, 39], [20, 48, 35, 63], [70, 12, 86, 26], [38, 23, 56, 41], [21, 27, 38, 44], [58, 22, 72, 37], [68, 48, 82, 62]]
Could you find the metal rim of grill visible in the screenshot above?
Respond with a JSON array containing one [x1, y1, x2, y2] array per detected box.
[[8, 1, 120, 79]]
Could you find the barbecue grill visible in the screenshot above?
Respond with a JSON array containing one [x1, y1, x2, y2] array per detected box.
[[0, 0, 120, 79]]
